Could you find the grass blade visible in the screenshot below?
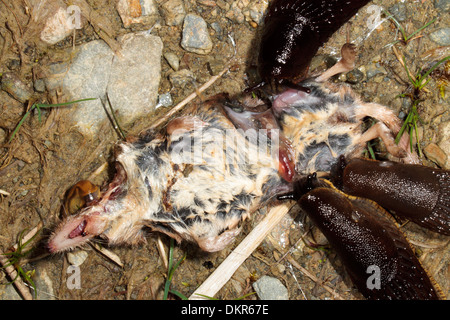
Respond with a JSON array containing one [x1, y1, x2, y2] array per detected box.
[[35, 98, 97, 108], [8, 110, 30, 143]]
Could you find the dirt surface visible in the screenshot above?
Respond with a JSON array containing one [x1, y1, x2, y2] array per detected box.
[[0, 0, 449, 300]]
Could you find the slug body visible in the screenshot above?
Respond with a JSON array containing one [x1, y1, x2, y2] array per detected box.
[[331, 157, 450, 235], [295, 177, 444, 300], [258, 0, 371, 84], [48, 95, 291, 253]]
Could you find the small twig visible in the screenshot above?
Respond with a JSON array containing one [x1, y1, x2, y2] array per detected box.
[[0, 254, 33, 300], [189, 203, 293, 300], [90, 243, 123, 268]]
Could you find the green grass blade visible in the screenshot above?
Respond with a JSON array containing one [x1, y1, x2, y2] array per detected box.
[[169, 289, 188, 300], [406, 18, 436, 41], [194, 293, 220, 300], [35, 98, 97, 108], [8, 98, 96, 143], [419, 55, 450, 89], [8, 110, 30, 143]]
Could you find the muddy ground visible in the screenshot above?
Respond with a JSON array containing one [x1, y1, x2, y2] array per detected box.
[[0, 0, 449, 300]]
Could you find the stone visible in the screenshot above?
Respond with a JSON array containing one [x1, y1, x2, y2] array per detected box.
[[160, 0, 186, 26], [429, 28, 450, 46], [45, 32, 163, 136], [164, 52, 180, 71], [117, 0, 158, 28], [67, 249, 89, 267], [253, 276, 288, 300], [1, 72, 34, 103], [45, 40, 114, 135], [423, 143, 448, 168], [169, 69, 196, 87], [181, 14, 213, 55], [388, 3, 407, 22], [108, 32, 163, 127], [437, 121, 450, 168]]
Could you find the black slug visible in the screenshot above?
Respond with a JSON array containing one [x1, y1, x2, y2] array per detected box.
[[331, 156, 450, 235], [258, 0, 371, 86], [294, 176, 444, 300]]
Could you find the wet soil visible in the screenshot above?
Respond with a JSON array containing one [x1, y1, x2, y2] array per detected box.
[[0, 0, 448, 300]]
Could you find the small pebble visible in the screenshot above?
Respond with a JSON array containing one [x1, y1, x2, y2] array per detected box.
[[164, 52, 180, 71], [388, 3, 407, 22], [429, 28, 450, 46], [67, 249, 89, 267], [160, 0, 186, 26], [1, 72, 33, 103], [181, 14, 213, 55], [346, 69, 364, 84], [169, 69, 196, 87], [34, 79, 46, 93], [424, 143, 447, 168], [253, 276, 289, 300]]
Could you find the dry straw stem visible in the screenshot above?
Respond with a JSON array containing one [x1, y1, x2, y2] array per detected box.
[[189, 203, 293, 300], [0, 221, 43, 300]]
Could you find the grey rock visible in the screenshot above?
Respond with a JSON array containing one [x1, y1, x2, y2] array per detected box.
[[33, 79, 46, 93], [1, 72, 34, 103], [108, 32, 162, 127], [253, 276, 288, 300], [45, 40, 114, 135], [0, 284, 22, 300], [45, 33, 162, 136], [388, 3, 407, 22], [438, 121, 450, 168], [181, 14, 213, 55], [429, 28, 450, 46], [434, 0, 450, 12], [226, 1, 245, 24], [243, 1, 269, 25], [33, 268, 56, 300], [366, 63, 387, 80], [160, 0, 186, 26]]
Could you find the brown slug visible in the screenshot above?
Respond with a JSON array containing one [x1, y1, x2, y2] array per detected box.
[[64, 180, 101, 215], [288, 174, 445, 300], [258, 0, 371, 87], [331, 156, 450, 235]]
